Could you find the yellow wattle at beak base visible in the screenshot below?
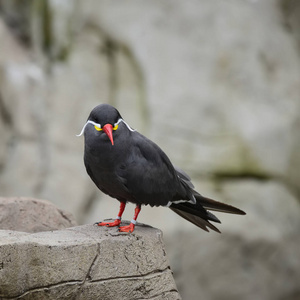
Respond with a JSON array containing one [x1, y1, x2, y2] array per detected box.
[[94, 124, 118, 131], [94, 125, 102, 131]]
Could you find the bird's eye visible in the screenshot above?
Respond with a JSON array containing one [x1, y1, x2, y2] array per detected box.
[[94, 125, 102, 131], [113, 124, 118, 131]]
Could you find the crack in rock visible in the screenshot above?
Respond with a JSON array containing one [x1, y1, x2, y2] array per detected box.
[[0, 280, 82, 299], [83, 243, 100, 283], [89, 266, 171, 283]]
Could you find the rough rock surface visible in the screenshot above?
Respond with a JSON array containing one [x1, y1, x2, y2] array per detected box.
[[0, 197, 77, 233], [0, 224, 180, 300]]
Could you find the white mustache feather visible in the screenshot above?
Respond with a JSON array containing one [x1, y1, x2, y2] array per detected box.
[[76, 119, 135, 137]]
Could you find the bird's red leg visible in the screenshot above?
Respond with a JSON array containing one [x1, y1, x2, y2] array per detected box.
[[96, 201, 126, 227], [119, 204, 141, 233]]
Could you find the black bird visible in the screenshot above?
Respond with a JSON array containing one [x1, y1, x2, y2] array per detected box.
[[78, 104, 245, 233]]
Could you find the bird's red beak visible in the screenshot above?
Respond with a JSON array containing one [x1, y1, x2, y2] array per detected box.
[[103, 124, 114, 145]]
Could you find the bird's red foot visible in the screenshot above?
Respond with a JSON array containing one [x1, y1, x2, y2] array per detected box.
[[96, 219, 121, 227], [119, 223, 135, 233]]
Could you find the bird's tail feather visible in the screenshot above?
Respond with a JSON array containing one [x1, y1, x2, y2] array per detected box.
[[169, 194, 245, 233], [170, 207, 221, 233], [195, 194, 246, 215]]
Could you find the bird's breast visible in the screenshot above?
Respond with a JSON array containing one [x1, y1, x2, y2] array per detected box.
[[84, 134, 133, 200]]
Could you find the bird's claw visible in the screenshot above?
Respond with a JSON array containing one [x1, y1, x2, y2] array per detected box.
[[95, 219, 121, 227], [119, 223, 135, 233]]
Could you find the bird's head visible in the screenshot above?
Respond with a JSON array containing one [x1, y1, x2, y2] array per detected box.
[[77, 104, 135, 145]]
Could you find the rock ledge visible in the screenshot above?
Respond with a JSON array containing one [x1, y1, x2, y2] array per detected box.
[[0, 223, 181, 300]]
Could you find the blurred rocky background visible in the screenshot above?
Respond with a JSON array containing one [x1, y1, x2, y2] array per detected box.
[[0, 0, 299, 299]]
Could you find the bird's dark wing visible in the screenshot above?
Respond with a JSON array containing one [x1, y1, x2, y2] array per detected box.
[[116, 133, 187, 207], [174, 166, 195, 189], [116, 131, 246, 232]]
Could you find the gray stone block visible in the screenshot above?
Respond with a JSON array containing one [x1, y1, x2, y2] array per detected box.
[[0, 224, 181, 300]]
